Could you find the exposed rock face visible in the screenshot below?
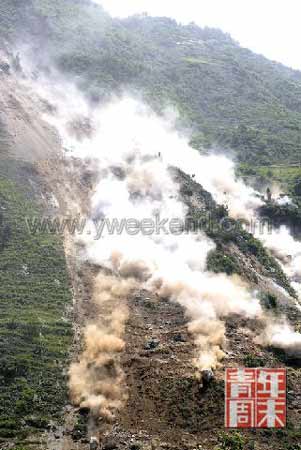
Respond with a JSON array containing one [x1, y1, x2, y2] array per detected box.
[[0, 54, 60, 164]]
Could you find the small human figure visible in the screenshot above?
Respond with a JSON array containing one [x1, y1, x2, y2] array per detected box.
[[12, 52, 22, 72]]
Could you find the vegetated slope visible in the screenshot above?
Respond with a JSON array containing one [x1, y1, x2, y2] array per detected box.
[[0, 175, 72, 442], [2, 0, 301, 165], [172, 168, 295, 297], [0, 66, 72, 445]]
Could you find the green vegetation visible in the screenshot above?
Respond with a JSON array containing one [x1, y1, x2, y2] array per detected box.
[[225, 226, 294, 295], [177, 165, 295, 294], [207, 248, 241, 275], [72, 413, 88, 441], [238, 164, 301, 235], [259, 200, 301, 234], [237, 163, 301, 204], [189, 201, 294, 296], [2, 1, 301, 165], [0, 176, 72, 439], [241, 164, 301, 186], [243, 353, 265, 367], [261, 292, 278, 310], [217, 432, 246, 450], [273, 424, 301, 450], [12, 447, 31, 450]]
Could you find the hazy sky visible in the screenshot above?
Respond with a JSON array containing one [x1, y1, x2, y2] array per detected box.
[[96, 0, 301, 70]]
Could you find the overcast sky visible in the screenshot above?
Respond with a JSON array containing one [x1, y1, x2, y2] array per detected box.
[[96, 0, 301, 70]]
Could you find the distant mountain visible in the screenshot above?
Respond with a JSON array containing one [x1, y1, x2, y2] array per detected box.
[[2, 0, 301, 165]]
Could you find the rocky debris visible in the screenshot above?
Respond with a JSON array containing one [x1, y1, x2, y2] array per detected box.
[[72, 429, 84, 441], [34, 154, 301, 450], [90, 436, 99, 450], [144, 338, 160, 350], [67, 116, 94, 141], [129, 442, 142, 450], [111, 165, 126, 180], [201, 369, 214, 385], [173, 333, 186, 343], [25, 415, 49, 429], [79, 406, 90, 416], [102, 438, 118, 450]]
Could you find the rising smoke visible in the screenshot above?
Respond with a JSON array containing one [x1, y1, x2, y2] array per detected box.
[[24, 72, 301, 420], [256, 320, 301, 357], [69, 273, 135, 421]]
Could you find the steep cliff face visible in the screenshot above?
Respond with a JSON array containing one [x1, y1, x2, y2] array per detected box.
[[0, 53, 60, 163]]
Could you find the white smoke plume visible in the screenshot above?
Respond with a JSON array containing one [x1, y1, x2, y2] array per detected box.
[[256, 225, 301, 275], [276, 195, 293, 206], [56, 97, 264, 375], [256, 321, 301, 357], [22, 67, 301, 416]]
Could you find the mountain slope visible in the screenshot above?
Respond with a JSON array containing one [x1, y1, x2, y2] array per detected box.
[[0, 65, 72, 444], [2, 0, 301, 165], [1, 3, 301, 450]]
